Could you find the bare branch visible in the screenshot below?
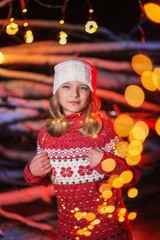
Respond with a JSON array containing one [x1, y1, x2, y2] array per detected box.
[[0, 207, 53, 231], [0, 0, 14, 8], [96, 88, 160, 112]]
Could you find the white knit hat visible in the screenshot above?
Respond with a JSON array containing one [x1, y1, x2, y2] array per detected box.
[[53, 59, 97, 94]]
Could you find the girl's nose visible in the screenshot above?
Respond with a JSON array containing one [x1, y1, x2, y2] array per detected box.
[[71, 88, 79, 97]]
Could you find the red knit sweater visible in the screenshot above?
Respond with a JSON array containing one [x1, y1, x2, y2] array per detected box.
[[24, 112, 141, 240]]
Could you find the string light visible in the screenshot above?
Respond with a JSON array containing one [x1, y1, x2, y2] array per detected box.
[[85, 0, 98, 34], [59, 31, 68, 45], [23, 22, 28, 27], [85, 21, 98, 34], [59, 20, 64, 24], [6, 18, 19, 35], [24, 30, 34, 43], [23, 8, 27, 13]]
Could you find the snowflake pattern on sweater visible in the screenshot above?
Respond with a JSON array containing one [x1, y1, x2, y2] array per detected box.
[[23, 111, 141, 240]]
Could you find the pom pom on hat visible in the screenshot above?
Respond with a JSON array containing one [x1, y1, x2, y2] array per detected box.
[[53, 59, 97, 94]]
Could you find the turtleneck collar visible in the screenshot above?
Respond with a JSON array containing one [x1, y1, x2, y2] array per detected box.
[[63, 109, 86, 120]]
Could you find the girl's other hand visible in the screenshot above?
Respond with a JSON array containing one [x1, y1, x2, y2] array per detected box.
[[29, 153, 52, 176], [87, 146, 104, 167]]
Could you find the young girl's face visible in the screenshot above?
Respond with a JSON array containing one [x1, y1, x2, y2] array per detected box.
[[57, 81, 90, 115]]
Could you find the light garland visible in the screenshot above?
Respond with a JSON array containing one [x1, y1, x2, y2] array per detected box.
[[85, 20, 98, 34], [24, 30, 34, 43], [85, 0, 98, 34], [58, 31, 68, 45], [6, 18, 19, 35]]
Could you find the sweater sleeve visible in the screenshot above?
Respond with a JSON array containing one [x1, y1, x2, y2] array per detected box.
[[23, 126, 51, 186], [94, 120, 141, 187]]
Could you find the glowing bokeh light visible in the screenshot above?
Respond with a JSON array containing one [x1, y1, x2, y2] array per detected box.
[[99, 183, 111, 193], [144, 3, 160, 23], [119, 216, 125, 222], [141, 71, 157, 91], [128, 212, 137, 220], [0, 52, 5, 64], [24, 30, 34, 43], [126, 153, 141, 166], [125, 85, 145, 107], [116, 141, 129, 158], [118, 208, 127, 216], [59, 20, 64, 24], [127, 187, 138, 198], [102, 158, 116, 172], [97, 205, 108, 214], [88, 225, 94, 230], [153, 68, 160, 90], [120, 170, 133, 184], [85, 212, 96, 221], [84, 231, 91, 236], [128, 140, 143, 156], [85, 20, 98, 34], [82, 212, 87, 216], [59, 31, 68, 45], [108, 174, 119, 186], [6, 21, 19, 35], [77, 229, 85, 235], [89, 8, 94, 13], [155, 118, 160, 136], [23, 22, 28, 27], [112, 176, 124, 188], [74, 212, 83, 220], [102, 190, 113, 199], [106, 205, 115, 213], [132, 121, 149, 141], [114, 114, 134, 137], [91, 219, 100, 225], [131, 54, 152, 75]]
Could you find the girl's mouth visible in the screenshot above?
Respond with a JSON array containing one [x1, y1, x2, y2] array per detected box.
[[69, 101, 80, 104]]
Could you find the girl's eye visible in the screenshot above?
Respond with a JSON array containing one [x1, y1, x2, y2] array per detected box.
[[80, 86, 88, 90], [62, 85, 70, 89]]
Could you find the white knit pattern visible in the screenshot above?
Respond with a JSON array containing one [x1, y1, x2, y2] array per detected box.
[[53, 59, 97, 94], [50, 157, 105, 185], [37, 136, 121, 158]]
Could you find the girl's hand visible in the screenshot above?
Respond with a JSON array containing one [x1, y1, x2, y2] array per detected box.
[[87, 146, 104, 167], [29, 152, 52, 176]]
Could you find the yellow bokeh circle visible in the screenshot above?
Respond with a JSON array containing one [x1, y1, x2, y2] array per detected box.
[[85, 212, 96, 221], [114, 114, 134, 137], [141, 71, 157, 91], [126, 153, 141, 166], [125, 85, 145, 107], [128, 140, 143, 156], [102, 158, 116, 172], [155, 118, 160, 136], [127, 187, 138, 198], [144, 3, 160, 23], [102, 190, 113, 199], [153, 68, 160, 90], [128, 212, 137, 220], [132, 121, 149, 141], [99, 183, 111, 193], [120, 170, 133, 184], [131, 54, 152, 75], [116, 141, 129, 158]]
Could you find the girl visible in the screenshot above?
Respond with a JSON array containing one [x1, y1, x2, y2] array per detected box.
[[24, 59, 141, 240]]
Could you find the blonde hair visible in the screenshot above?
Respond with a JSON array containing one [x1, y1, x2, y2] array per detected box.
[[46, 92, 103, 137]]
